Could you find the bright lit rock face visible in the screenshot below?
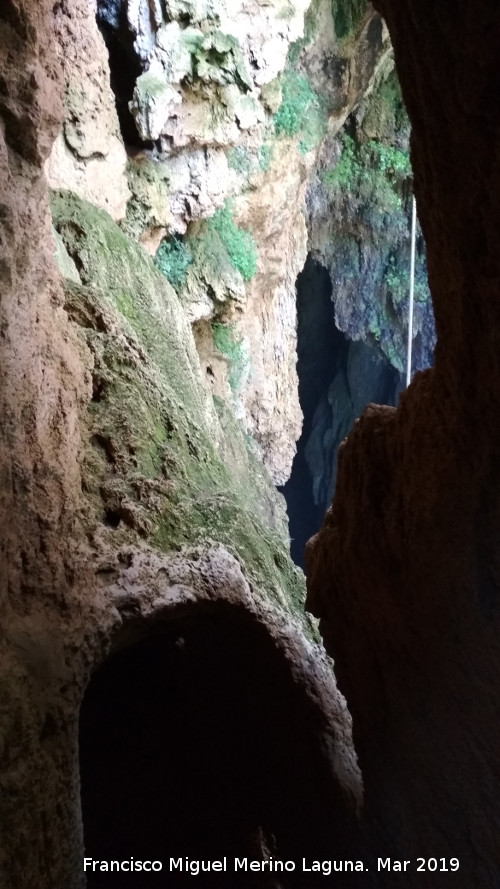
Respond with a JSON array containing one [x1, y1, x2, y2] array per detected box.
[[306, 1, 500, 885], [45, 0, 131, 219], [43, 0, 392, 485]]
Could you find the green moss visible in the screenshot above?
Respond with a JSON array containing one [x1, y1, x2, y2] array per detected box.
[[322, 132, 411, 220], [187, 223, 236, 287], [155, 237, 193, 291], [331, 0, 366, 40], [212, 322, 249, 392], [385, 253, 431, 307], [190, 30, 252, 91], [274, 70, 327, 153], [50, 190, 208, 420], [135, 70, 169, 100], [180, 203, 257, 291], [274, 71, 318, 137], [318, 70, 435, 371], [114, 289, 138, 322], [258, 143, 273, 172], [206, 203, 257, 281], [227, 146, 252, 176], [51, 190, 310, 629], [122, 158, 171, 242], [226, 144, 274, 178], [361, 74, 411, 143]]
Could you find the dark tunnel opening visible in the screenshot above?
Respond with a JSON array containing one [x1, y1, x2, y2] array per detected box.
[[79, 605, 352, 888], [281, 256, 403, 569], [96, 2, 152, 151], [280, 258, 344, 569]]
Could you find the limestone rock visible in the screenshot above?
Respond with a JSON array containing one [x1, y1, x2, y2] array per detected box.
[[46, 0, 130, 220], [124, 0, 310, 149], [231, 139, 313, 485], [52, 226, 81, 283], [46, 131, 130, 221], [166, 147, 232, 231], [131, 65, 183, 141], [307, 69, 436, 374], [306, 0, 500, 883], [127, 0, 164, 59]]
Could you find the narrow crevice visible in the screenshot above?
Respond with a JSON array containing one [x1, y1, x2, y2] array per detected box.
[[280, 257, 344, 568], [96, 2, 151, 151], [282, 255, 403, 568]]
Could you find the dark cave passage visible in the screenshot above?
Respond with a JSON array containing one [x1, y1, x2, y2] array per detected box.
[[282, 256, 403, 568], [80, 605, 351, 888], [96, 2, 150, 150]]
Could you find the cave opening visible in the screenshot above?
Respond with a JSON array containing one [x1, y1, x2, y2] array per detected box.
[[79, 604, 349, 888], [96, 2, 150, 151], [281, 256, 403, 568]]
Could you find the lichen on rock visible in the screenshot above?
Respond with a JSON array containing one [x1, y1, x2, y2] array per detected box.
[[125, 0, 307, 151], [50, 189, 309, 622], [308, 67, 436, 373]]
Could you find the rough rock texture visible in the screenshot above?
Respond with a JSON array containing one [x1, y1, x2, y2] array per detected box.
[[307, 67, 435, 374], [79, 553, 360, 888], [0, 3, 93, 885], [297, 0, 392, 130], [50, 188, 306, 612], [230, 141, 313, 484], [306, 1, 500, 885], [45, 0, 130, 219], [0, 3, 364, 884], [123, 0, 310, 147], [91, 0, 393, 485], [178, 2, 393, 484]]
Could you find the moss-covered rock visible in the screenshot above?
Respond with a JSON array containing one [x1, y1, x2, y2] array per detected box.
[[50, 190, 309, 626], [121, 157, 173, 245], [309, 70, 436, 372], [331, 0, 366, 41]]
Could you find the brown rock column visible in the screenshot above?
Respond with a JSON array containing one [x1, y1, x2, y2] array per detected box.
[[307, 2, 500, 886], [0, 3, 92, 886]]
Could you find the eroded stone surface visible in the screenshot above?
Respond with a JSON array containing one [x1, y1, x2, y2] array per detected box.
[[306, 1, 500, 884], [0, 4, 362, 870], [45, 0, 130, 219], [85, 0, 393, 485], [0, 3, 94, 885], [126, 0, 311, 147]]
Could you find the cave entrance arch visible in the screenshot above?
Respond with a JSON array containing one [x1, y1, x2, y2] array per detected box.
[[79, 604, 348, 888]]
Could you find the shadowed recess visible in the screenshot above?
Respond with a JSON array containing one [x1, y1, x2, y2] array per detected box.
[[79, 605, 351, 888], [282, 256, 402, 568]]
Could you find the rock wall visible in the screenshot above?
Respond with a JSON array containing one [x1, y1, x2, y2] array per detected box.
[[7, 0, 495, 884], [0, 2, 369, 886], [306, 1, 500, 885], [283, 68, 432, 567], [46, 0, 130, 219], [46, 0, 393, 485], [308, 67, 435, 374], [0, 3, 94, 884]]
